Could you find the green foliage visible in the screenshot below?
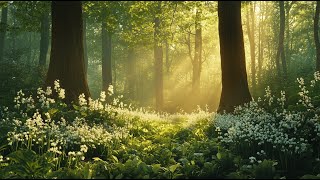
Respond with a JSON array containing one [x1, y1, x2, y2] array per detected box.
[[253, 160, 276, 179]]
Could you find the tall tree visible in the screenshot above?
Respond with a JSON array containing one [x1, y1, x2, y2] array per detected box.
[[275, 1, 286, 79], [101, 8, 112, 92], [315, 1, 320, 71], [154, 1, 164, 111], [127, 46, 136, 99], [46, 1, 90, 103], [83, 11, 88, 73], [39, 11, 50, 67], [217, 1, 252, 113], [0, 5, 7, 62], [246, 2, 256, 89], [285, 1, 294, 69], [192, 6, 202, 96]]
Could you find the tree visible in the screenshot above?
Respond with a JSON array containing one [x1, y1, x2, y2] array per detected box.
[[0, 5, 8, 62], [275, 1, 286, 79], [217, 1, 252, 113], [46, 1, 90, 103], [154, 1, 164, 111], [246, 2, 256, 89], [101, 8, 112, 92], [192, 5, 202, 96], [38, 10, 49, 67], [83, 11, 88, 73], [314, 1, 320, 71]]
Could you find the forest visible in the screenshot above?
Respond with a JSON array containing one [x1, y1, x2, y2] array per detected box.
[[0, 1, 320, 179]]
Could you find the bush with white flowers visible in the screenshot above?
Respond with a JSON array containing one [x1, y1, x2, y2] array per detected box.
[[213, 72, 320, 171]]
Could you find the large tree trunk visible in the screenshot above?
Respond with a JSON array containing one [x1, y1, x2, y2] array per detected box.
[[154, 2, 163, 111], [315, 1, 320, 71], [101, 9, 112, 92], [0, 6, 8, 62], [192, 8, 202, 96], [46, 1, 90, 103], [39, 11, 50, 67], [246, 2, 256, 89], [83, 12, 88, 73], [217, 1, 252, 113], [275, 1, 286, 79]]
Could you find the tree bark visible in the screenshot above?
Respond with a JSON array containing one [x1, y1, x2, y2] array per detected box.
[[275, 1, 286, 79], [192, 8, 202, 96], [154, 2, 164, 111], [39, 11, 50, 67], [101, 9, 112, 92], [315, 1, 320, 71], [46, 1, 90, 103], [217, 1, 252, 113], [0, 6, 8, 62]]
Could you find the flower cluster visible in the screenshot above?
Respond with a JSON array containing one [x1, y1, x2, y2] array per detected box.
[[297, 77, 313, 109], [54, 80, 65, 99]]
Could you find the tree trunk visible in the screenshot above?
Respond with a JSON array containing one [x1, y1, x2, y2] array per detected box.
[[83, 12, 88, 73], [39, 11, 50, 67], [0, 6, 8, 62], [154, 2, 163, 111], [246, 2, 256, 89], [217, 1, 252, 113], [275, 1, 286, 79], [165, 40, 170, 73], [46, 1, 90, 103], [285, 1, 292, 70], [127, 46, 136, 99], [101, 9, 112, 92], [258, 1, 263, 83], [27, 33, 32, 64], [192, 8, 202, 96], [315, 1, 320, 71]]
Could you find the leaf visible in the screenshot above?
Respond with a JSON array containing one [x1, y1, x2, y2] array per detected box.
[[72, 105, 80, 111], [48, 108, 58, 115], [111, 155, 118, 163], [115, 173, 123, 179], [92, 157, 104, 162], [217, 152, 222, 160], [152, 164, 161, 173], [169, 163, 180, 173]]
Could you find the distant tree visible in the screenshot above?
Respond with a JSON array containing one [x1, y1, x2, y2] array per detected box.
[[39, 10, 49, 67], [246, 2, 256, 89], [0, 5, 8, 62], [192, 4, 202, 96], [101, 8, 112, 92], [154, 1, 164, 111], [217, 1, 252, 113], [83, 11, 88, 73], [46, 1, 90, 103], [315, 1, 320, 71], [275, 1, 286, 79]]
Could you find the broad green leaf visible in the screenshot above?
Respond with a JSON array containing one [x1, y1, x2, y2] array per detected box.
[[169, 163, 180, 173]]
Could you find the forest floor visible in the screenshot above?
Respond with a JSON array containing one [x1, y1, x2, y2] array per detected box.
[[0, 81, 320, 178]]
